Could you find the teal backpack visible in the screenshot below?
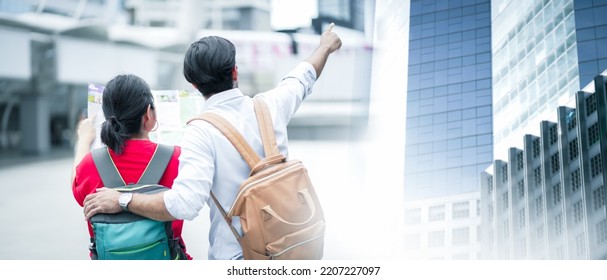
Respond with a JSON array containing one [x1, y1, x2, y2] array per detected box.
[[89, 144, 186, 260]]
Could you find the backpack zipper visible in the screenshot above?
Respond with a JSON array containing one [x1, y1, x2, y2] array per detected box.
[[109, 239, 165, 255], [268, 232, 324, 260]]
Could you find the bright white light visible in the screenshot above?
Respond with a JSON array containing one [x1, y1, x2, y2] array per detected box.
[[270, 0, 317, 30]]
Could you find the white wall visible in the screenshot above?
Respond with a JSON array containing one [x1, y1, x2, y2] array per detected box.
[[0, 27, 30, 80]]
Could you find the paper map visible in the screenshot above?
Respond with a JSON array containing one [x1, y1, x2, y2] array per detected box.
[[87, 83, 204, 149]]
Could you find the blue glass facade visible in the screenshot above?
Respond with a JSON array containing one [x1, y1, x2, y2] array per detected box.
[[492, 0, 607, 162], [404, 0, 493, 200], [574, 0, 607, 85]]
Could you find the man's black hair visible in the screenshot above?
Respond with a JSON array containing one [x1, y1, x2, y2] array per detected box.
[[183, 36, 236, 98]]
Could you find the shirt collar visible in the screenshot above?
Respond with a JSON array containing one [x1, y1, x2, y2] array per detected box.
[[202, 88, 245, 111]]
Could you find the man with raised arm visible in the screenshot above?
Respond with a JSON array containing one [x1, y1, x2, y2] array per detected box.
[[83, 23, 342, 260]]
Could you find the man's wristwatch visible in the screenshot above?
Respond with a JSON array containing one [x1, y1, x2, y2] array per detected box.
[[118, 193, 133, 212]]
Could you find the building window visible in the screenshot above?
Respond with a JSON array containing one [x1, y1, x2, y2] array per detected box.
[[549, 125, 558, 146], [488, 202, 494, 222], [453, 201, 470, 219], [405, 233, 421, 249], [556, 246, 565, 259], [502, 192, 509, 211], [518, 180, 525, 199], [533, 138, 541, 158], [488, 176, 493, 196], [535, 196, 543, 218], [553, 182, 562, 205], [593, 185, 606, 212], [589, 122, 600, 147], [572, 168, 581, 192], [551, 153, 560, 174], [567, 110, 577, 131], [597, 219, 607, 245], [452, 227, 470, 245], [452, 253, 469, 260], [517, 151, 524, 171], [519, 208, 526, 229], [405, 208, 421, 225], [569, 139, 579, 161], [519, 238, 527, 258], [503, 221, 510, 239], [591, 154, 602, 178], [428, 231, 445, 247], [574, 200, 584, 224], [502, 164, 508, 183], [488, 229, 495, 250], [575, 233, 586, 258], [534, 167, 542, 186], [586, 94, 597, 116], [476, 199, 481, 217], [429, 205, 445, 221], [536, 225, 545, 250], [554, 214, 563, 237]]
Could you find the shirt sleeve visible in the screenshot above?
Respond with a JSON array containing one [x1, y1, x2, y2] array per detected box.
[[72, 153, 102, 207], [163, 123, 214, 220], [258, 61, 317, 125]]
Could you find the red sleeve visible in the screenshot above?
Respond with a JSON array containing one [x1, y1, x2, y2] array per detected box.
[[158, 145, 181, 188], [72, 153, 104, 207], [72, 152, 104, 241]]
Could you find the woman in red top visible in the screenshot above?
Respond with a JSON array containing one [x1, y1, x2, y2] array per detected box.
[[72, 74, 191, 259]]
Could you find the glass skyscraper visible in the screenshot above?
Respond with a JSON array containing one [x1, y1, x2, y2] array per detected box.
[[404, 0, 493, 200], [492, 0, 607, 161], [481, 0, 607, 260]]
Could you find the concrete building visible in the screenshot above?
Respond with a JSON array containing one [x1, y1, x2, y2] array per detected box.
[[403, 192, 481, 259], [124, 0, 272, 31], [0, 0, 373, 157], [481, 72, 607, 260]]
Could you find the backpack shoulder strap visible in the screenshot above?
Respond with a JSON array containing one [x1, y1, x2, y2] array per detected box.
[[188, 112, 260, 169], [253, 97, 280, 157], [92, 144, 174, 187], [138, 144, 175, 184], [210, 192, 243, 243], [92, 147, 126, 188]]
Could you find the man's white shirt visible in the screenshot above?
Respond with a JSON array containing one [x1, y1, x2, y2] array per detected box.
[[163, 62, 317, 260]]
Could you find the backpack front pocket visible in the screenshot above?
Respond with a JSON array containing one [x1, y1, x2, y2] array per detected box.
[[265, 220, 325, 260], [93, 219, 171, 260], [107, 239, 170, 260]]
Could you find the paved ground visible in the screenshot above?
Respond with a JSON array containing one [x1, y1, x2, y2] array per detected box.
[[0, 140, 405, 260]]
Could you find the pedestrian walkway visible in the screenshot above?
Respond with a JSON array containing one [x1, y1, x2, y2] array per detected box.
[[0, 154, 89, 259], [0, 146, 74, 169], [0, 139, 405, 260]]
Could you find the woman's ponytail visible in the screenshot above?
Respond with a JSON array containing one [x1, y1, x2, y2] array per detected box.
[[99, 74, 153, 154], [100, 116, 130, 154]]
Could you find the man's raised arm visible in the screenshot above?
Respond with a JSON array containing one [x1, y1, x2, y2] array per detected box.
[[305, 23, 342, 78]]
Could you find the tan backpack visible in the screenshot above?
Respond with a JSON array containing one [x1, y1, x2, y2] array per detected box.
[[188, 98, 325, 260]]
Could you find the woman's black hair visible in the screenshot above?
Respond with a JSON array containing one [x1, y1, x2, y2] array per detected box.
[[100, 74, 154, 154], [183, 36, 236, 98]]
